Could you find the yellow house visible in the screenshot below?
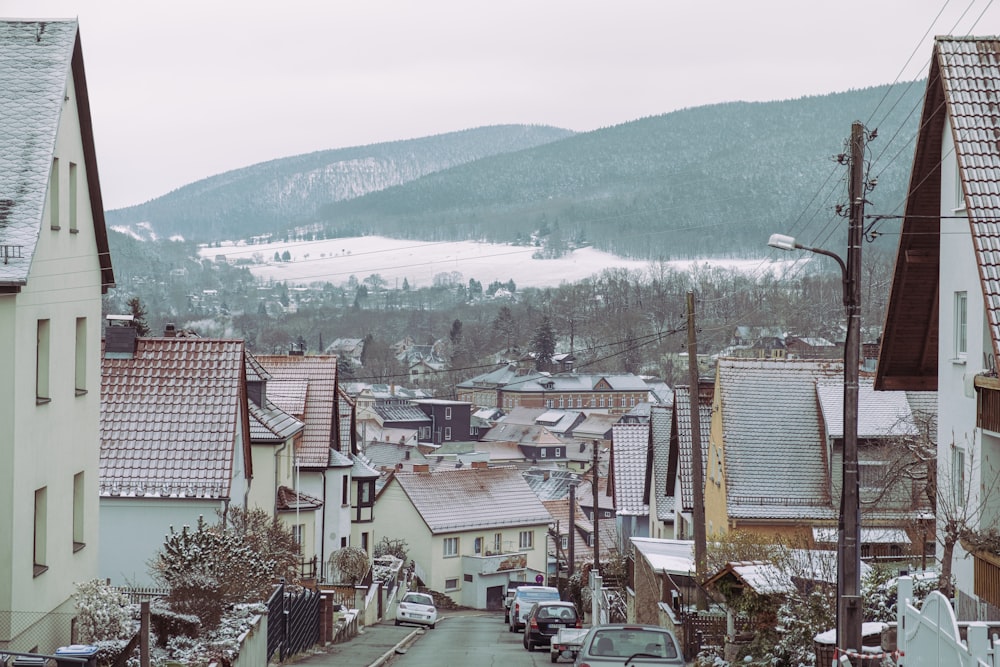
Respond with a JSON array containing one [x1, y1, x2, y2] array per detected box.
[[374, 464, 552, 609], [0, 19, 115, 651]]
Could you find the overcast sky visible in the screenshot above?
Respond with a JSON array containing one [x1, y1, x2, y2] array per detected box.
[[6, 0, 1000, 210]]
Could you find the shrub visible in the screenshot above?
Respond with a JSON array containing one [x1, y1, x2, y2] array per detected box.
[[72, 579, 134, 643]]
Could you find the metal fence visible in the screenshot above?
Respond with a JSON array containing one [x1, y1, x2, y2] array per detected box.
[[265, 582, 321, 662], [0, 611, 75, 654]]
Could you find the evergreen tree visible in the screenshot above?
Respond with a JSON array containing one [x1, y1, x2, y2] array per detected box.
[[493, 306, 517, 351], [530, 316, 556, 371], [127, 296, 151, 336]]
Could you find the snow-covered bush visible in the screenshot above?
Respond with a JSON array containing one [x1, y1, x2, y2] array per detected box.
[[329, 546, 370, 585], [863, 565, 941, 623], [72, 579, 134, 643]]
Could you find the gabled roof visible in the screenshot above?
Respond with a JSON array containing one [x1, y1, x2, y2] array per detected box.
[[574, 413, 622, 439], [481, 421, 563, 446], [391, 466, 553, 534], [646, 403, 675, 522], [100, 338, 249, 498], [610, 422, 649, 516], [504, 373, 650, 393], [674, 384, 712, 514], [703, 561, 795, 596], [375, 402, 431, 423], [815, 379, 929, 439], [878, 36, 1000, 390], [364, 441, 427, 470], [718, 359, 841, 520], [0, 19, 114, 292], [256, 355, 339, 468], [276, 485, 323, 511], [523, 467, 581, 500], [248, 397, 303, 443]]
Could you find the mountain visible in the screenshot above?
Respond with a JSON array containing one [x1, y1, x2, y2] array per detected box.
[[105, 124, 575, 242], [107, 83, 924, 262]]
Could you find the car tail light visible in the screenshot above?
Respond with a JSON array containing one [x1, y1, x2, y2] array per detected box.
[[575, 618, 582, 628], [530, 618, 538, 629], [514, 603, 519, 615]]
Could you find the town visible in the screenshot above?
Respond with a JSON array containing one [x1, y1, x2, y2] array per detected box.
[[4, 13, 1000, 667]]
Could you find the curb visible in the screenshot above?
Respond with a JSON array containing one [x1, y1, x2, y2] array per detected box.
[[367, 627, 423, 667]]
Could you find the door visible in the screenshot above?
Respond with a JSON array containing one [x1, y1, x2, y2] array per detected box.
[[486, 585, 504, 611]]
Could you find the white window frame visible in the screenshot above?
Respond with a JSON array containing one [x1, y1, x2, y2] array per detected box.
[[494, 532, 503, 553], [519, 530, 533, 550], [443, 536, 459, 557], [955, 291, 968, 359], [540, 448, 546, 458], [445, 407, 452, 420], [445, 577, 459, 591], [444, 426, 452, 441]]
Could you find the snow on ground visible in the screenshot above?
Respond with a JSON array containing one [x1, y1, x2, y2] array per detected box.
[[199, 235, 791, 289]]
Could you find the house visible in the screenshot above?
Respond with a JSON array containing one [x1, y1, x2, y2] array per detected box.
[[256, 354, 357, 574], [100, 331, 251, 587], [455, 363, 544, 408], [325, 337, 364, 366], [372, 464, 553, 609], [875, 36, 1000, 614], [707, 358, 933, 558], [609, 422, 650, 552], [480, 418, 570, 462], [0, 18, 115, 652], [498, 373, 650, 414], [373, 399, 432, 439], [411, 398, 478, 443], [543, 497, 616, 572], [629, 538, 697, 626]]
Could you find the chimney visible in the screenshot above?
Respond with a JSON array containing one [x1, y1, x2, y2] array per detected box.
[[104, 315, 138, 358], [471, 461, 488, 469], [412, 463, 430, 473], [164, 323, 177, 337]]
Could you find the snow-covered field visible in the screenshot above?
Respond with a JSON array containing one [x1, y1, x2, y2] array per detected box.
[[199, 235, 788, 289]]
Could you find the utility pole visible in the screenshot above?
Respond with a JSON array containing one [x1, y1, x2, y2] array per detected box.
[[592, 440, 600, 572], [838, 120, 865, 662], [568, 482, 576, 577], [686, 291, 707, 608]]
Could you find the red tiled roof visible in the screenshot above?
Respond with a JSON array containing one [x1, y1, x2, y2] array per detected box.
[[100, 338, 248, 498], [256, 355, 338, 468]]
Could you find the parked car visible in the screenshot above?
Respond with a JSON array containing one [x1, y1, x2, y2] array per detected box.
[[522, 600, 580, 652], [573, 624, 684, 665], [394, 591, 438, 629], [504, 581, 532, 623], [508, 585, 561, 632]]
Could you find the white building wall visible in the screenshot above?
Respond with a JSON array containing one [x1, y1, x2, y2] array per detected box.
[[99, 498, 224, 587], [937, 119, 987, 596], [0, 65, 103, 636]]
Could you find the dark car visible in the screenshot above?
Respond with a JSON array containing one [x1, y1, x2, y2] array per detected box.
[[522, 600, 580, 652]]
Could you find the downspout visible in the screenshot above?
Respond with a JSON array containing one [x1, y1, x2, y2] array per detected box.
[[320, 469, 327, 582], [274, 440, 288, 516]]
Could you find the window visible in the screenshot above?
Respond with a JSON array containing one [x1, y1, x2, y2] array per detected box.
[[545, 399, 553, 408], [420, 426, 431, 439], [34, 487, 47, 575], [953, 447, 966, 508], [540, 448, 546, 458], [599, 397, 605, 408], [554, 448, 561, 457], [50, 157, 60, 229], [73, 472, 85, 551], [494, 532, 503, 553], [445, 407, 452, 420], [292, 524, 304, 546], [361, 531, 369, 553], [75, 317, 87, 395], [519, 530, 534, 549], [576, 398, 582, 408], [69, 161, 78, 232], [956, 161, 966, 210], [445, 577, 459, 591], [444, 427, 452, 441], [342, 475, 349, 505], [358, 480, 374, 506], [36, 319, 50, 403], [474, 536, 483, 554], [859, 461, 887, 489], [560, 535, 569, 550], [559, 397, 564, 408], [443, 537, 459, 557], [955, 291, 968, 358], [340, 536, 348, 548]]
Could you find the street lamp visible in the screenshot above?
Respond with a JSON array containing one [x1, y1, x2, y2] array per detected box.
[[768, 229, 862, 660]]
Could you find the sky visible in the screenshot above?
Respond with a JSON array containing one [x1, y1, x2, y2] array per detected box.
[[6, 0, 1000, 210]]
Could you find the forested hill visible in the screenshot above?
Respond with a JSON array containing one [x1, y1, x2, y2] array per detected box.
[[105, 124, 575, 243], [107, 83, 924, 261], [317, 84, 923, 260]]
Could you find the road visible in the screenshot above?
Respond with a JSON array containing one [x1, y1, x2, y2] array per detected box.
[[390, 612, 578, 667]]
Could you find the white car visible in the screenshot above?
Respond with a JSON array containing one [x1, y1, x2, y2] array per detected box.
[[395, 591, 438, 629]]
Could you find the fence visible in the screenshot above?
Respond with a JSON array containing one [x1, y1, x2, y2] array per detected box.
[[112, 587, 169, 604], [265, 582, 321, 662], [219, 611, 267, 667], [0, 611, 75, 654]]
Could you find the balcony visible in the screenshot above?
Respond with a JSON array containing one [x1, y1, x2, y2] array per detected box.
[[975, 374, 1000, 433], [462, 551, 527, 576]]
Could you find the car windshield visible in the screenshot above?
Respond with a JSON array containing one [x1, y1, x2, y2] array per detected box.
[[402, 593, 434, 607], [588, 628, 677, 659]]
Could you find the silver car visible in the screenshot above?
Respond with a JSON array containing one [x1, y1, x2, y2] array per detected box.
[[573, 624, 683, 665]]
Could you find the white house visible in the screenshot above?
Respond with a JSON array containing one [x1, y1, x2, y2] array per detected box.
[[0, 19, 115, 651], [876, 36, 1000, 616]]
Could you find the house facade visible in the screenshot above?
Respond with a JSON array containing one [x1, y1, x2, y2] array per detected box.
[[411, 398, 477, 443], [99, 331, 250, 587], [0, 19, 115, 651], [373, 465, 552, 609], [876, 36, 1000, 613]]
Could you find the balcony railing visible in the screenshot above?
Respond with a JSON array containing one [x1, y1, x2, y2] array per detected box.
[[975, 374, 1000, 433]]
